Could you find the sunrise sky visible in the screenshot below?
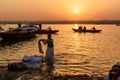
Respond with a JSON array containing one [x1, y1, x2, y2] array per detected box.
[[0, 0, 120, 21]]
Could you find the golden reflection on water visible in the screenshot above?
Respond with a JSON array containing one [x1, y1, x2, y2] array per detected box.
[[74, 24, 79, 29], [0, 24, 120, 76]]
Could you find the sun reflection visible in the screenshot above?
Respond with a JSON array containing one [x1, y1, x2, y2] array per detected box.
[[74, 24, 79, 29]]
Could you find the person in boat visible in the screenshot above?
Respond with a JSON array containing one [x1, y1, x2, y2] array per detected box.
[[92, 27, 96, 31], [78, 26, 82, 31], [83, 26, 86, 31], [48, 26, 52, 31], [38, 34, 54, 62], [39, 24, 42, 30]]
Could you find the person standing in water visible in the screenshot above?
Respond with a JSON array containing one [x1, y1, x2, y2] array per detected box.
[[38, 34, 54, 62]]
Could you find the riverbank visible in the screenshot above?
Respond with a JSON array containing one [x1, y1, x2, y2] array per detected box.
[[0, 65, 106, 80]]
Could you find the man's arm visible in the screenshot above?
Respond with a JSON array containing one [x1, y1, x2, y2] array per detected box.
[[43, 39, 48, 45], [38, 39, 46, 54]]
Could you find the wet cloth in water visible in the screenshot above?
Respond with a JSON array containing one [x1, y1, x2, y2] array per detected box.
[[22, 55, 43, 69]]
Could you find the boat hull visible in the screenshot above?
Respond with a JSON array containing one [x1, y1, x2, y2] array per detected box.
[[72, 29, 102, 33], [14, 25, 59, 34], [1, 30, 36, 41], [36, 29, 59, 34]]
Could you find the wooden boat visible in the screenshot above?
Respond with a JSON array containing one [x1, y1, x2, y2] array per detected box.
[[72, 28, 102, 33], [36, 29, 59, 34], [116, 24, 120, 26], [18, 24, 59, 34], [0, 28, 36, 41], [17, 24, 38, 31]]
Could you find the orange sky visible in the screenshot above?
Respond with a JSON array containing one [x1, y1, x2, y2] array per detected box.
[[0, 0, 120, 21]]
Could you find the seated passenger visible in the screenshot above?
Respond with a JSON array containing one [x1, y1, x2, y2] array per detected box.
[[78, 26, 82, 31], [92, 27, 96, 30], [83, 26, 86, 31]]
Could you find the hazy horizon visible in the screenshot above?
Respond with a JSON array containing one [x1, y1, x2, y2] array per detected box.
[[0, 0, 120, 21]]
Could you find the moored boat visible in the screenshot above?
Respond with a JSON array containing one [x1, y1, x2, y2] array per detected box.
[[0, 28, 36, 41], [17, 24, 59, 34], [116, 24, 120, 26], [14, 24, 38, 31]]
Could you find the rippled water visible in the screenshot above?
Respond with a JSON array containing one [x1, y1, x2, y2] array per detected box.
[[0, 24, 120, 75]]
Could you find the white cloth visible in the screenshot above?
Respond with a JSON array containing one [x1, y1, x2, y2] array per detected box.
[[38, 39, 54, 60], [23, 55, 43, 69], [22, 55, 32, 61], [31, 56, 43, 62], [46, 47, 54, 59]]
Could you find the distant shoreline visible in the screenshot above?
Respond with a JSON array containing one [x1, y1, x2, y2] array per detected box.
[[0, 20, 120, 25]]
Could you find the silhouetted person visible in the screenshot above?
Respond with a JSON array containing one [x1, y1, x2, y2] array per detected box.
[[78, 26, 82, 31], [92, 27, 96, 31], [48, 26, 52, 31], [39, 24, 42, 30], [18, 23, 21, 27], [38, 34, 54, 62], [83, 26, 86, 31]]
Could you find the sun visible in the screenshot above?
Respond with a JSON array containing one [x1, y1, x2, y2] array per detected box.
[[74, 8, 79, 13]]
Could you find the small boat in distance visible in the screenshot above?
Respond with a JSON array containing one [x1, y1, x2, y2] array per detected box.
[[72, 26, 102, 33], [36, 26, 59, 34], [36, 29, 59, 34], [116, 24, 120, 26], [72, 28, 102, 33]]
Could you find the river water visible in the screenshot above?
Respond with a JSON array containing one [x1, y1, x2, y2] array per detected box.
[[0, 24, 120, 75]]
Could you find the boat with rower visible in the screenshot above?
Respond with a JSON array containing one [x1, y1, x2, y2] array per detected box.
[[72, 28, 102, 33], [72, 26, 102, 33], [36, 29, 59, 34]]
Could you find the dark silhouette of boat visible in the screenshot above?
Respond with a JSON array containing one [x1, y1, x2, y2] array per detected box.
[[0, 28, 36, 41], [116, 24, 120, 26], [72, 28, 102, 33], [35, 25, 59, 34], [36, 29, 59, 34]]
